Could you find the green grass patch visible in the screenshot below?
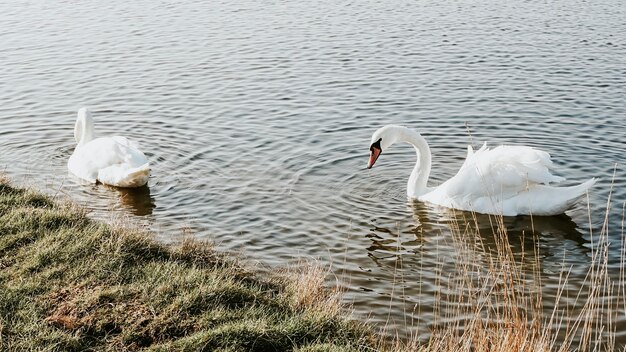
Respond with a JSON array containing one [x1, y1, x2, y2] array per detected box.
[[0, 179, 374, 351]]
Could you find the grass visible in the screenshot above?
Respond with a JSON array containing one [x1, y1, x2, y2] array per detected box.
[[0, 177, 375, 351]]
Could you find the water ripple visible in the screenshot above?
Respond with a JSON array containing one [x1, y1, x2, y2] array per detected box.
[[1, 0, 625, 344]]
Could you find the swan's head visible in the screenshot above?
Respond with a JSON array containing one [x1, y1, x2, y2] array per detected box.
[[367, 125, 406, 169], [74, 107, 94, 145], [76, 107, 92, 121]]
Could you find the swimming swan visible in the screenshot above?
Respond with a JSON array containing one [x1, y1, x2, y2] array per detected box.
[[367, 125, 595, 216], [68, 107, 150, 188]]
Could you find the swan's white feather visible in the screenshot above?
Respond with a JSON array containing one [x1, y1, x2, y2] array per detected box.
[[111, 135, 142, 151], [68, 137, 150, 188], [419, 144, 593, 216]]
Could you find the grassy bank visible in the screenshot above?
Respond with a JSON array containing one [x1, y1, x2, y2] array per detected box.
[[2, 176, 622, 351], [0, 178, 375, 351]]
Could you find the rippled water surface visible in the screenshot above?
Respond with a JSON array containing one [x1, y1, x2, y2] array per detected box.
[[1, 0, 625, 345]]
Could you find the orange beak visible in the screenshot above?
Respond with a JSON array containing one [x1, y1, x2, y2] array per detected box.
[[367, 147, 381, 169]]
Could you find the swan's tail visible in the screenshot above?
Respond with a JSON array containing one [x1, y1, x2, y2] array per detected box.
[[125, 163, 151, 187], [521, 177, 596, 216], [552, 177, 597, 214], [568, 178, 597, 200], [98, 163, 150, 188]]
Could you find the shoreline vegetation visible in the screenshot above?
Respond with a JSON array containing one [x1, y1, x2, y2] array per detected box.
[[1, 175, 623, 351], [0, 177, 374, 351]]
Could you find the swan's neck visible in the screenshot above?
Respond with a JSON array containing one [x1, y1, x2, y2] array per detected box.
[[75, 113, 94, 147], [402, 130, 431, 198]]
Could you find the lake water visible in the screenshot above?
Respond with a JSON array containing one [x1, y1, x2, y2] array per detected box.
[[1, 0, 625, 346]]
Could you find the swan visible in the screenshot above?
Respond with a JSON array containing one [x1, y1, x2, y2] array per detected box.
[[68, 107, 150, 188], [367, 125, 596, 216]]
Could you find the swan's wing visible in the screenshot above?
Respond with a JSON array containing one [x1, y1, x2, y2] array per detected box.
[[111, 136, 142, 151], [438, 144, 565, 202], [68, 137, 148, 184]]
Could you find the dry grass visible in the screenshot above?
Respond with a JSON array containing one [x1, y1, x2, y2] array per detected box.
[[385, 195, 624, 352], [281, 261, 343, 315]]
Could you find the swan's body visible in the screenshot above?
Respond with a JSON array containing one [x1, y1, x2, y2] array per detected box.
[[367, 125, 595, 216], [68, 107, 150, 188]]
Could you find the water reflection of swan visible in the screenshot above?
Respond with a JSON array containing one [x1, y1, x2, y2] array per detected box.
[[409, 200, 589, 259], [366, 200, 589, 266], [113, 185, 156, 216]]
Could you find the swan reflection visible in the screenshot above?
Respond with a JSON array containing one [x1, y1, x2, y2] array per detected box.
[[366, 199, 589, 269], [112, 184, 156, 216]]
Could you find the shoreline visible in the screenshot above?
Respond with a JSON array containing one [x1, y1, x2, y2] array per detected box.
[[0, 177, 376, 351], [2, 176, 623, 351]]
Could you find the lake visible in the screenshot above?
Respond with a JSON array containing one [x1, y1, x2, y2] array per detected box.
[[1, 0, 625, 345]]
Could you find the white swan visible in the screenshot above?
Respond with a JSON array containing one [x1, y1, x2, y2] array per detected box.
[[367, 125, 596, 216], [68, 107, 150, 188]]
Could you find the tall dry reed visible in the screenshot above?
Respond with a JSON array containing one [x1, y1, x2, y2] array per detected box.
[[385, 193, 625, 351]]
